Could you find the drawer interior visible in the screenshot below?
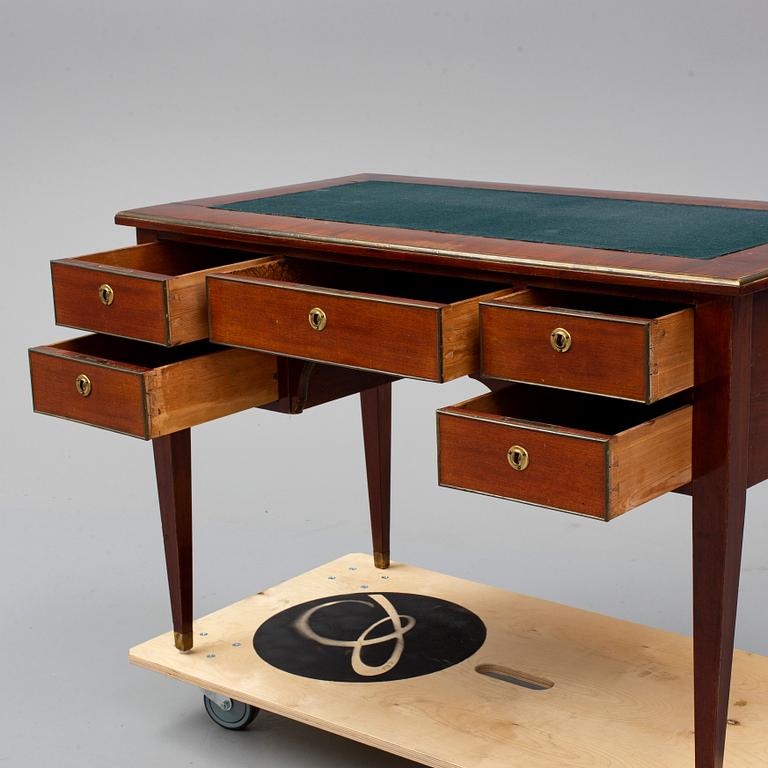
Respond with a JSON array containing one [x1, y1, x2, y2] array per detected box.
[[492, 288, 688, 319], [74, 241, 265, 277], [228, 258, 504, 305], [42, 334, 223, 369], [455, 385, 690, 436]]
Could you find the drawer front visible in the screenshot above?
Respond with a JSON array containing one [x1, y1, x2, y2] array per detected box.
[[438, 386, 692, 520], [52, 261, 169, 344], [52, 243, 273, 346], [481, 291, 693, 402], [438, 410, 609, 518], [30, 337, 279, 439], [30, 347, 148, 437], [208, 278, 442, 380], [482, 303, 651, 401]]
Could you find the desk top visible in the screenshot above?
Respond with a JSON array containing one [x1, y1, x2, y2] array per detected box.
[[116, 174, 768, 294]]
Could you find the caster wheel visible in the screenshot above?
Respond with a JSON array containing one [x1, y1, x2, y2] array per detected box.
[[203, 693, 259, 730]]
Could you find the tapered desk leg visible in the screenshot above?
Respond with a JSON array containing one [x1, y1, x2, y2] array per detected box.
[[152, 429, 193, 652], [692, 297, 752, 768], [361, 382, 391, 569]]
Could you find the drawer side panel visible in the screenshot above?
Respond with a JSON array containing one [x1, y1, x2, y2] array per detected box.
[[145, 349, 278, 437], [609, 406, 693, 518]]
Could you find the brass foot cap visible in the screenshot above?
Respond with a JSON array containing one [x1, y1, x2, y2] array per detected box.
[[374, 551, 390, 569], [174, 631, 193, 652]]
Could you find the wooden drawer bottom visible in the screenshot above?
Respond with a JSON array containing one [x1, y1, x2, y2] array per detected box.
[[437, 385, 692, 520]]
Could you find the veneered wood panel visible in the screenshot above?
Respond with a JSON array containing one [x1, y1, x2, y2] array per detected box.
[[481, 291, 693, 402], [438, 386, 692, 520], [481, 301, 651, 401], [437, 410, 609, 519], [29, 337, 279, 440], [29, 346, 148, 437], [52, 261, 168, 344], [52, 243, 275, 346], [115, 174, 768, 294], [208, 277, 443, 380], [748, 290, 768, 487]]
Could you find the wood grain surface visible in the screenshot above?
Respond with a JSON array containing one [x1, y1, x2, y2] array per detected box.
[[207, 258, 507, 381], [116, 174, 768, 294], [438, 385, 692, 520], [480, 289, 693, 402], [692, 297, 753, 768], [29, 335, 278, 438], [52, 242, 274, 345], [129, 553, 768, 768]]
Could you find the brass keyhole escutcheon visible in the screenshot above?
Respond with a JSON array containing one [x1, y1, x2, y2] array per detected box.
[[308, 307, 327, 331], [550, 327, 572, 353], [98, 284, 115, 306], [75, 374, 92, 397], [507, 445, 529, 471]]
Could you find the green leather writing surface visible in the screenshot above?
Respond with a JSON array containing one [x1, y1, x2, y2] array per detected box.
[[213, 181, 768, 260]]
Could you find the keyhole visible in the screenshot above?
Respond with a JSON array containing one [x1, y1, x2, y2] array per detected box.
[[308, 307, 327, 331], [507, 445, 529, 471], [98, 284, 114, 306], [550, 327, 572, 353], [75, 374, 92, 397]]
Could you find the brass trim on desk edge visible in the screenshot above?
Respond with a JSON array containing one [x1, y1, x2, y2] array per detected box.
[[478, 302, 658, 326], [211, 272, 448, 310], [115, 212, 753, 290], [207, 339, 444, 383], [29, 407, 148, 440], [435, 408, 612, 443], [451, 376, 656, 405], [436, 480, 613, 523], [51, 319, 176, 347], [29, 346, 153, 375]]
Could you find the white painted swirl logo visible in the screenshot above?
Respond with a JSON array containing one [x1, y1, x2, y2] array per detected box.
[[294, 594, 416, 677]]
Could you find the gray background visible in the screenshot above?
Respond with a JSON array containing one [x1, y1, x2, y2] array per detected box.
[[2, 1, 767, 766]]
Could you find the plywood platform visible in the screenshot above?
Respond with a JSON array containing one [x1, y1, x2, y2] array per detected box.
[[129, 554, 768, 767]]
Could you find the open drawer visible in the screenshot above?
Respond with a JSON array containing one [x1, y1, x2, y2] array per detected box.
[[29, 335, 278, 439], [208, 258, 511, 381], [480, 289, 693, 402], [52, 241, 272, 346], [437, 385, 692, 520]]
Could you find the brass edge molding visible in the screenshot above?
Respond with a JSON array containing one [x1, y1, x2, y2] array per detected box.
[[211, 273, 446, 310], [52, 319, 171, 347], [436, 408, 611, 443], [480, 302, 654, 326], [436, 481, 611, 522], [29, 407, 147, 440], [204, 340, 440, 383], [28, 347, 152, 376], [115, 212, 748, 289], [53, 258, 169, 282], [446, 376, 651, 404]]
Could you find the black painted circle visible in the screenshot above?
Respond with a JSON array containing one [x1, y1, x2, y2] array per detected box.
[[253, 592, 486, 683]]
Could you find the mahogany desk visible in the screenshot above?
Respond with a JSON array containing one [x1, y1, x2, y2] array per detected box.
[[28, 174, 768, 767]]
